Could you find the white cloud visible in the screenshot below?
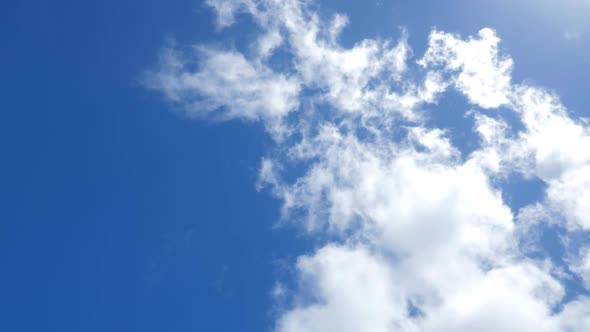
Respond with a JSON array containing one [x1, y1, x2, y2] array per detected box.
[[419, 28, 513, 109], [148, 0, 590, 330], [558, 298, 590, 331], [502, 85, 590, 232], [147, 0, 424, 137], [277, 244, 565, 332], [510, 85, 590, 181], [546, 165, 590, 230], [144, 46, 300, 137], [272, 125, 514, 257], [263, 120, 572, 331], [204, 0, 257, 29], [276, 245, 412, 332]]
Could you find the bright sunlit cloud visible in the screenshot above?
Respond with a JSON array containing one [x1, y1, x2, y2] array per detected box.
[[146, 0, 590, 330]]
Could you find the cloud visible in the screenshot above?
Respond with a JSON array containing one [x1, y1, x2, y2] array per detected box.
[[146, 0, 421, 137], [276, 245, 411, 332], [546, 165, 590, 230], [277, 244, 566, 332], [204, 0, 257, 29], [144, 46, 300, 137], [147, 0, 590, 330], [419, 28, 513, 109], [558, 298, 590, 331]]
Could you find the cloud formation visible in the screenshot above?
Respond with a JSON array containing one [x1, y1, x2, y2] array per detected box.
[[146, 0, 590, 330]]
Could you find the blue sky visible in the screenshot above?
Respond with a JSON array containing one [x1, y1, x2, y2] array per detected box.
[[2, 1, 590, 331]]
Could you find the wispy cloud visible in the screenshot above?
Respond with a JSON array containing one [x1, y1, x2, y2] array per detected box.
[[146, 1, 590, 330]]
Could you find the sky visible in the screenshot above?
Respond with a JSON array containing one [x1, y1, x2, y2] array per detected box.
[[2, 0, 590, 331]]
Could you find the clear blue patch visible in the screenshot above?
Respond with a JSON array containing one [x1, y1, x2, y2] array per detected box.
[[497, 173, 547, 212]]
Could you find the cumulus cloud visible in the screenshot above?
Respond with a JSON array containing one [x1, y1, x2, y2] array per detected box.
[[147, 0, 590, 330], [277, 245, 411, 332], [419, 28, 513, 109], [559, 298, 590, 331]]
